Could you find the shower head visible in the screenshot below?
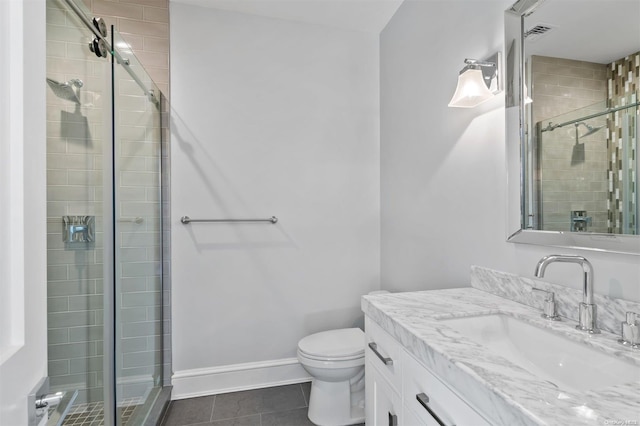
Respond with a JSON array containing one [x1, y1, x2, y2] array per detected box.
[[46, 78, 83, 104], [575, 121, 604, 138]]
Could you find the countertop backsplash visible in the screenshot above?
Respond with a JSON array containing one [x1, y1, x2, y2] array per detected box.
[[471, 266, 640, 336]]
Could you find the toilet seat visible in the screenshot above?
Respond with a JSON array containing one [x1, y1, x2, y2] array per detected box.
[[297, 328, 364, 361], [298, 350, 363, 362], [297, 349, 365, 370]]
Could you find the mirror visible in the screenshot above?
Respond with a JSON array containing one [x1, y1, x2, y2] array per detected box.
[[505, 0, 640, 255]]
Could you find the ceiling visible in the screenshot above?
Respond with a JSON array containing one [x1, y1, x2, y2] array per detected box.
[[525, 0, 640, 64], [168, 0, 638, 59], [170, 0, 405, 34]]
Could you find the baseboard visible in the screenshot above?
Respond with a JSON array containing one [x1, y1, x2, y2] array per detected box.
[[171, 358, 312, 400]]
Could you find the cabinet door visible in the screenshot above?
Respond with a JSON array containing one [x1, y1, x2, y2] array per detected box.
[[402, 404, 427, 426], [366, 359, 401, 426], [402, 351, 490, 426], [365, 317, 403, 390]]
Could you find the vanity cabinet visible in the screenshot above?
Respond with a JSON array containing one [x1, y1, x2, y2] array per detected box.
[[365, 318, 402, 425], [365, 317, 491, 426], [365, 361, 401, 426]]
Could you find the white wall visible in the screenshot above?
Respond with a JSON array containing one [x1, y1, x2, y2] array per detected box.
[[170, 4, 380, 395], [0, 0, 48, 423], [380, 0, 640, 301]]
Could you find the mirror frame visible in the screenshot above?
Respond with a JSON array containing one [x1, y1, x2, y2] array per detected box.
[[504, 0, 640, 255]]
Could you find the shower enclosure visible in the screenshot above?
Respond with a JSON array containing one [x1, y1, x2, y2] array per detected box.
[[534, 99, 639, 234], [45, 0, 170, 423]]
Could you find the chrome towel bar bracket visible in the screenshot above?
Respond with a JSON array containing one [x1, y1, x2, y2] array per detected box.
[[180, 216, 278, 224]]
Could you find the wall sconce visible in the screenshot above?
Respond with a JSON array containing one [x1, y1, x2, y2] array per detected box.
[[524, 84, 533, 104], [448, 52, 502, 108]]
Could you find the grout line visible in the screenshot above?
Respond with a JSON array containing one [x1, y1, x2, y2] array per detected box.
[[299, 383, 307, 407], [209, 414, 262, 425], [209, 395, 216, 423], [256, 403, 308, 417]]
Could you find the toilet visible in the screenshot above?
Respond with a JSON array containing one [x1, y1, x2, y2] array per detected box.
[[297, 328, 365, 426]]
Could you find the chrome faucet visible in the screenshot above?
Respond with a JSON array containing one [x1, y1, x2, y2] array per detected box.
[[534, 254, 600, 334]]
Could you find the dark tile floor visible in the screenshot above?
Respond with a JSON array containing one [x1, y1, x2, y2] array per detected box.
[[161, 383, 315, 426]]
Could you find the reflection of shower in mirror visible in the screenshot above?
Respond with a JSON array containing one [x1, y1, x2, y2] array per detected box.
[[505, 0, 640, 254], [574, 121, 604, 139]]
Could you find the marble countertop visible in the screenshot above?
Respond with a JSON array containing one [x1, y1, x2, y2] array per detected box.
[[362, 288, 640, 426]]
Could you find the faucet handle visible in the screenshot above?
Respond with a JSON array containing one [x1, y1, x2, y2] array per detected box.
[[619, 312, 639, 349], [532, 288, 561, 321]]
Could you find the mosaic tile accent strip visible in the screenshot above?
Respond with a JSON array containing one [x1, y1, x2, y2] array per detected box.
[[607, 52, 639, 234]]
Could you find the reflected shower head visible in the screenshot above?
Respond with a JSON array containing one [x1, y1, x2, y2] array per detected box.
[[46, 78, 83, 104], [575, 121, 604, 138]]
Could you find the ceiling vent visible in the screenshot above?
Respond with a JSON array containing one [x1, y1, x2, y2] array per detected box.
[[525, 24, 555, 41]]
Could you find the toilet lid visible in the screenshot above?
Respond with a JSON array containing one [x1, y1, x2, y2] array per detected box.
[[298, 328, 364, 359]]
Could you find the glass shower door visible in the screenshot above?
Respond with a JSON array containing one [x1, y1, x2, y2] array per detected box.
[[112, 29, 164, 425]]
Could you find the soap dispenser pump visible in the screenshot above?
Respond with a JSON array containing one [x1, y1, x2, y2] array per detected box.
[[618, 312, 639, 349]]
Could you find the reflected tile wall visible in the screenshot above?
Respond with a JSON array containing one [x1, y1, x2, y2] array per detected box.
[[532, 56, 608, 233]]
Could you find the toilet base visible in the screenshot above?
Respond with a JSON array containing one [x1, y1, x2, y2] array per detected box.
[[307, 378, 365, 426]]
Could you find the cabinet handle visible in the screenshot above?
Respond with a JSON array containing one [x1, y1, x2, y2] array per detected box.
[[388, 411, 398, 426], [368, 342, 393, 365], [416, 393, 454, 426]]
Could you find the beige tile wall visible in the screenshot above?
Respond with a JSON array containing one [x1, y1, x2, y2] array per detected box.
[[46, 0, 109, 404], [532, 56, 607, 123], [84, 0, 170, 97], [531, 56, 608, 233]]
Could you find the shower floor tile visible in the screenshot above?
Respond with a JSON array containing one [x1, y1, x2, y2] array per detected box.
[[62, 400, 139, 425]]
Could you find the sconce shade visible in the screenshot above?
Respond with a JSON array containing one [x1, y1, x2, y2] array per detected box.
[[524, 83, 533, 104], [448, 68, 494, 108]]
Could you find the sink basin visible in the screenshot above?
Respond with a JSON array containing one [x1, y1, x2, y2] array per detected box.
[[441, 314, 639, 392]]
